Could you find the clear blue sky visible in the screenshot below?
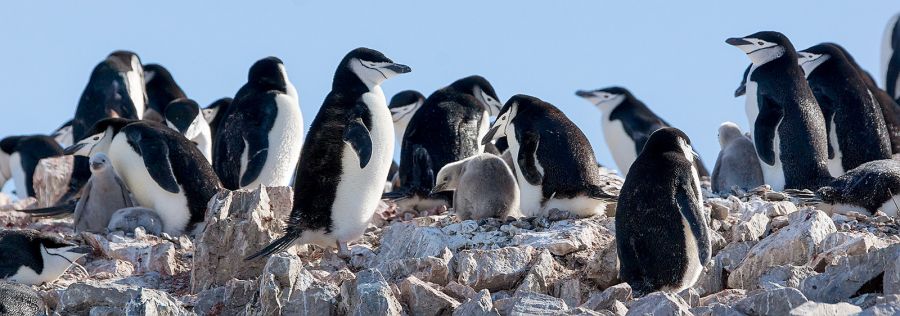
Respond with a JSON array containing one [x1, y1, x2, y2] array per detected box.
[[1, 1, 898, 174]]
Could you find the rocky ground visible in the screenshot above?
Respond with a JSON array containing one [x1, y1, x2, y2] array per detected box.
[[1, 163, 899, 315]]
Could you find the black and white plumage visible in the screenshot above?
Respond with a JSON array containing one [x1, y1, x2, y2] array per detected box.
[[711, 122, 763, 193], [482, 94, 615, 217], [389, 90, 426, 145], [202, 97, 233, 156], [0, 135, 64, 199], [65, 118, 221, 235], [246, 48, 411, 260], [615, 127, 710, 296], [0, 230, 90, 285], [576, 87, 710, 177], [73, 153, 135, 234], [165, 98, 213, 162], [883, 13, 900, 102], [799, 43, 892, 176], [51, 119, 75, 148], [143, 63, 188, 122], [727, 31, 832, 191], [0, 280, 46, 315], [213, 57, 303, 190], [388, 76, 503, 210], [818, 159, 900, 217], [835, 44, 900, 155]]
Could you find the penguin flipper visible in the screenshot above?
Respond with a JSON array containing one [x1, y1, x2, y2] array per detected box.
[[818, 95, 836, 159], [129, 132, 180, 194], [343, 118, 372, 169], [888, 56, 900, 98], [753, 96, 783, 165], [676, 174, 710, 264], [245, 229, 301, 260], [517, 132, 543, 185]]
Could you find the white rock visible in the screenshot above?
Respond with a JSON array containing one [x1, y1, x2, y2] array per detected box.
[[625, 292, 692, 316], [495, 291, 569, 316], [59, 281, 188, 315], [731, 213, 769, 242], [734, 287, 808, 316], [511, 219, 610, 256], [350, 269, 404, 315], [789, 301, 861, 316], [399, 276, 460, 316], [456, 246, 536, 291], [453, 289, 499, 316], [801, 244, 900, 303], [515, 249, 566, 295], [376, 222, 450, 264]]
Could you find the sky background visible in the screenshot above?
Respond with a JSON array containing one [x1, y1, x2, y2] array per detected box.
[[1, 1, 898, 182]]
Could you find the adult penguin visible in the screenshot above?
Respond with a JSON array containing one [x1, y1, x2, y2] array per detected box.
[[387, 76, 503, 211], [616, 127, 710, 296], [65, 118, 220, 235], [202, 97, 233, 156], [213, 57, 303, 190], [482, 94, 616, 217], [143, 63, 188, 122], [882, 13, 900, 101], [247, 48, 410, 260], [0, 135, 64, 199], [727, 31, 832, 191]]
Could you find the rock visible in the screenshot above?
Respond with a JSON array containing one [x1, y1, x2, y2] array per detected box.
[[453, 289, 499, 316], [149, 242, 179, 276], [495, 291, 568, 316], [81, 232, 161, 274], [625, 292, 692, 316], [800, 244, 900, 303], [757, 265, 816, 290], [727, 209, 835, 290], [709, 230, 728, 255], [516, 249, 566, 295], [788, 301, 861, 316], [731, 213, 769, 242], [59, 281, 188, 315], [191, 186, 292, 293], [378, 253, 452, 286], [581, 283, 632, 312], [254, 252, 341, 315], [583, 237, 619, 289], [350, 269, 404, 315], [399, 276, 460, 316], [85, 259, 135, 280], [764, 201, 797, 217], [699, 289, 747, 307], [456, 246, 536, 291], [125, 288, 192, 316], [510, 219, 610, 256], [812, 233, 889, 269], [31, 155, 73, 207], [443, 281, 478, 301], [709, 200, 730, 220], [691, 303, 746, 316], [734, 287, 808, 316], [678, 288, 701, 307], [859, 295, 900, 316], [552, 279, 582, 308], [376, 222, 450, 264]]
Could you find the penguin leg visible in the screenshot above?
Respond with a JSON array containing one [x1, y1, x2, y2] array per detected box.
[[336, 241, 350, 260]]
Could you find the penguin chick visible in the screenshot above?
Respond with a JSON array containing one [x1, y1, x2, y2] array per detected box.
[[107, 207, 164, 235], [73, 152, 136, 233], [711, 122, 764, 193], [432, 153, 520, 220]]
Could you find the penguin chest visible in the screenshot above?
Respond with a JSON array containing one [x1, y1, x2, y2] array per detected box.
[[9, 153, 27, 199], [109, 136, 190, 235], [477, 111, 490, 153], [244, 94, 304, 188], [124, 71, 145, 118], [506, 129, 544, 217], [329, 89, 393, 242], [745, 80, 760, 132], [826, 120, 845, 177], [602, 117, 637, 176]]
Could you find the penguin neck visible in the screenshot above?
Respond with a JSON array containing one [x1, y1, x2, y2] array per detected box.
[[0, 151, 10, 182], [333, 67, 372, 96]]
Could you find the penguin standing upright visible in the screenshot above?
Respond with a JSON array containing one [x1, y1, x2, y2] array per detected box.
[[143, 64, 188, 122], [51, 119, 75, 147], [388, 76, 503, 211], [0, 135, 64, 199], [65, 118, 220, 235], [202, 97, 233, 156], [213, 57, 304, 190], [247, 48, 410, 260], [73, 152, 136, 233], [0, 230, 91, 285], [482, 94, 616, 217], [575, 87, 709, 177], [616, 127, 710, 296], [799, 43, 891, 176], [727, 31, 832, 191], [883, 13, 900, 101], [165, 98, 213, 163]]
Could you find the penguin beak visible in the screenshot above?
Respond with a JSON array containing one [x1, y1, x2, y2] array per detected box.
[[734, 83, 746, 97], [63, 143, 86, 156], [575, 90, 594, 98], [725, 37, 752, 46], [382, 63, 412, 74], [69, 246, 93, 254], [430, 183, 447, 194], [482, 126, 501, 145]]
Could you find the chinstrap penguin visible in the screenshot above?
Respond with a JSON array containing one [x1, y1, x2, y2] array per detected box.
[[727, 31, 832, 191], [482, 94, 616, 218], [51, 119, 75, 148], [143, 63, 188, 122], [73, 153, 136, 234], [203, 97, 233, 155], [165, 98, 213, 163], [817, 159, 900, 217], [0, 230, 90, 285], [576, 87, 709, 177], [213, 57, 303, 190], [711, 122, 764, 193], [0, 135, 64, 199], [386, 90, 425, 191], [432, 153, 520, 220], [883, 13, 900, 102], [799, 43, 891, 176], [615, 127, 711, 296], [65, 118, 221, 235], [247, 48, 411, 260]]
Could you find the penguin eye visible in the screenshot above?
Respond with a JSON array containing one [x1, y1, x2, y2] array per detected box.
[[93, 136, 99, 140], [757, 41, 764, 46]]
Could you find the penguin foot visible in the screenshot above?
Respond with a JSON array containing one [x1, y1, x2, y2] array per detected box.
[[336, 242, 350, 260]]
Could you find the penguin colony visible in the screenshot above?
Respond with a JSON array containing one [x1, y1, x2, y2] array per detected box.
[[0, 15, 898, 301]]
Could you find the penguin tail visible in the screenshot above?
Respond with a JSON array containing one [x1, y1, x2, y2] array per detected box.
[[17, 202, 77, 217], [588, 186, 618, 201], [382, 190, 411, 201], [244, 229, 301, 261]]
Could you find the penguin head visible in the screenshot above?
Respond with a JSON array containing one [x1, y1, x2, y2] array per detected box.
[[142, 63, 174, 86], [165, 98, 203, 137], [65, 118, 133, 157], [575, 87, 629, 113], [798, 44, 841, 77], [88, 152, 111, 172], [389, 90, 425, 124], [203, 97, 233, 124], [726, 31, 791, 66], [447, 76, 503, 116], [642, 127, 698, 162], [482, 95, 526, 145], [342, 47, 411, 89], [717, 122, 744, 147], [107, 50, 143, 73], [248, 57, 291, 93], [0, 136, 21, 183], [734, 64, 752, 97], [432, 157, 471, 193]]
